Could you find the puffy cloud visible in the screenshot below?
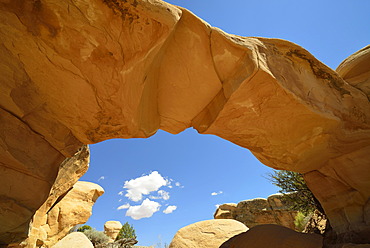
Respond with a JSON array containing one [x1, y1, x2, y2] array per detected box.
[[126, 199, 161, 220], [211, 191, 223, 196], [98, 176, 105, 181], [150, 190, 170, 201], [123, 171, 168, 202], [117, 203, 130, 210], [118, 191, 124, 196], [163, 205, 177, 214]]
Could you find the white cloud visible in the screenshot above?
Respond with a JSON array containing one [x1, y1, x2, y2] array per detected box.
[[126, 199, 161, 220], [163, 205, 177, 214], [123, 171, 168, 202], [215, 204, 221, 208], [117, 203, 130, 210], [174, 182, 184, 188], [118, 191, 124, 196], [211, 191, 223, 196], [150, 190, 170, 201], [98, 176, 105, 181]]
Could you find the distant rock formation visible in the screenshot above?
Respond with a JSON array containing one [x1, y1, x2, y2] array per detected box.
[[169, 219, 248, 248], [214, 194, 298, 230], [104, 221, 122, 242]]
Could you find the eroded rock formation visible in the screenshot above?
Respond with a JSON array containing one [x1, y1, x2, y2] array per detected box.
[[214, 194, 298, 230], [18, 180, 104, 248], [104, 221, 122, 242], [0, 0, 369, 246], [169, 219, 248, 248], [6, 146, 93, 247]]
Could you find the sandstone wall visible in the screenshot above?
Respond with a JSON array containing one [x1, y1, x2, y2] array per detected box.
[[0, 0, 369, 245]]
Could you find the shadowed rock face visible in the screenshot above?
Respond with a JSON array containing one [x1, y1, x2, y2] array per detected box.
[[0, 0, 369, 245], [219, 224, 323, 248]]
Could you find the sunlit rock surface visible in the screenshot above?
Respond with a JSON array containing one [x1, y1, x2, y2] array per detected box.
[[0, 0, 369, 245], [169, 219, 248, 248], [50, 232, 93, 248], [104, 221, 122, 242], [214, 194, 297, 230]]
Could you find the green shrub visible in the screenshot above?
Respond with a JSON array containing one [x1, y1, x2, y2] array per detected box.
[[83, 229, 109, 247], [77, 225, 92, 232], [267, 170, 323, 215], [294, 211, 311, 232]]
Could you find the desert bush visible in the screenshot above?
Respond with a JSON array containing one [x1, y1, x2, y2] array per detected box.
[[83, 229, 110, 247]]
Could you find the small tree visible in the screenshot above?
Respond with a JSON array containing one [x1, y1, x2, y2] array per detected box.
[[115, 222, 137, 241], [77, 225, 93, 232], [267, 170, 323, 215]]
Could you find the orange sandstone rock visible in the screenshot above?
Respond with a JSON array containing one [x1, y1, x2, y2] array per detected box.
[[0, 0, 369, 245]]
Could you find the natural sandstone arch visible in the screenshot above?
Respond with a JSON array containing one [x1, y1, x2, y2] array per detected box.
[[0, 0, 369, 246]]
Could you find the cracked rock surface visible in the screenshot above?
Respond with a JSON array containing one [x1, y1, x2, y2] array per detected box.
[[0, 0, 369, 245]]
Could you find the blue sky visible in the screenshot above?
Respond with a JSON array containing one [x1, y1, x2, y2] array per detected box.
[[80, 0, 370, 246]]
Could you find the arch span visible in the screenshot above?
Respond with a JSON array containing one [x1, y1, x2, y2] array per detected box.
[[0, 0, 369, 245]]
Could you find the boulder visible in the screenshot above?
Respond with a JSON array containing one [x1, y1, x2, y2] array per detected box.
[[214, 194, 297, 230], [219, 224, 322, 248], [169, 219, 248, 248], [51, 232, 93, 248], [104, 221, 122, 242], [0, 0, 369, 245]]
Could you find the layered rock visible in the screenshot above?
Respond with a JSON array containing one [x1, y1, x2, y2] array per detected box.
[[219, 224, 323, 248], [169, 219, 248, 248], [0, 0, 369, 245], [214, 194, 297, 230], [104, 221, 122, 242]]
